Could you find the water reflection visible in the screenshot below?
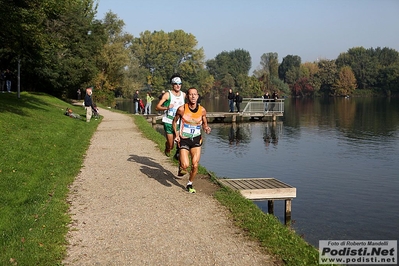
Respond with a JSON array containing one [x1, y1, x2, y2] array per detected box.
[[263, 122, 281, 146], [228, 123, 244, 145]]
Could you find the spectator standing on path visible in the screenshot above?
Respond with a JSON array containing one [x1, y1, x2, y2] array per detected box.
[[133, 90, 140, 114], [144, 92, 154, 115], [84, 88, 95, 122], [156, 74, 186, 157], [172, 87, 211, 193], [5, 69, 12, 93], [235, 92, 243, 113], [228, 89, 235, 112], [77, 89, 81, 100]]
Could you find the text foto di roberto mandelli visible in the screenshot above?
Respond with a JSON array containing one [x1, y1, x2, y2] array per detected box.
[[319, 240, 397, 265]]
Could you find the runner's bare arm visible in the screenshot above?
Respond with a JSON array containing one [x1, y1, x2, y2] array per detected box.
[[202, 108, 211, 134], [156, 92, 170, 111], [173, 106, 184, 141]]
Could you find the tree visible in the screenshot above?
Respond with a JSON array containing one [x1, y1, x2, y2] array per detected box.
[[131, 29, 206, 92], [188, 68, 214, 98], [377, 62, 399, 93], [373, 47, 399, 67], [271, 76, 290, 95], [260, 52, 279, 78], [292, 77, 314, 97], [316, 59, 337, 95], [299, 62, 320, 94], [336, 47, 378, 90], [0, 0, 106, 97], [48, 0, 106, 97], [206, 49, 251, 88], [278, 55, 301, 85], [92, 11, 137, 102], [255, 52, 279, 92], [373, 47, 399, 93], [332, 66, 357, 96]]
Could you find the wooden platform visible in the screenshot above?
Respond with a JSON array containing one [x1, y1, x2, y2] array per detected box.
[[148, 112, 284, 124], [207, 112, 283, 122], [218, 178, 296, 226], [218, 178, 296, 200]]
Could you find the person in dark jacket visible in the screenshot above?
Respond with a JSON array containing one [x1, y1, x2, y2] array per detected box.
[[228, 89, 235, 112], [235, 92, 243, 113], [84, 88, 95, 122], [262, 92, 270, 111], [133, 90, 140, 114], [269, 91, 279, 111]]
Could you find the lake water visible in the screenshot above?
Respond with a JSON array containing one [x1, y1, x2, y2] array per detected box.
[[115, 97, 399, 247]]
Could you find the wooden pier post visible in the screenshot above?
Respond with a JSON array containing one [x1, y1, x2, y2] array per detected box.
[[284, 199, 292, 227], [268, 200, 274, 214]]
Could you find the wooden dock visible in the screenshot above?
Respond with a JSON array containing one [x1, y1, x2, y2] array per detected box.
[[218, 178, 296, 226], [206, 112, 283, 123], [147, 112, 284, 124]]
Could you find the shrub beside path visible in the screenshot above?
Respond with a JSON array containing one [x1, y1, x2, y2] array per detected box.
[[63, 108, 279, 265]]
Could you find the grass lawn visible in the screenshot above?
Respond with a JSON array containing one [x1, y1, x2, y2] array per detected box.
[[0, 92, 100, 265]]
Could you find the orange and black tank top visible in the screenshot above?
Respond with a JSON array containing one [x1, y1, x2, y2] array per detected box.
[[180, 103, 204, 139]]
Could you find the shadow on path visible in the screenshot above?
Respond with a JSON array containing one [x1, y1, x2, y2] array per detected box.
[[127, 154, 185, 190]]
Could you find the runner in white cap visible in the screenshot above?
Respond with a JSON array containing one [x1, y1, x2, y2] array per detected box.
[[156, 74, 186, 157]]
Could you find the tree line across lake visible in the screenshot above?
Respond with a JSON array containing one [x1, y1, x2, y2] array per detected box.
[[1, 0, 398, 106]]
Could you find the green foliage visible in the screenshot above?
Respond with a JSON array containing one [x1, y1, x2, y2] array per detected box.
[[0, 92, 100, 265], [237, 75, 263, 97], [260, 52, 279, 78], [377, 62, 399, 92], [316, 59, 338, 94], [332, 66, 357, 96], [206, 49, 251, 87], [91, 11, 140, 102], [254, 52, 280, 93], [271, 76, 290, 95], [1, 0, 107, 97], [131, 29, 206, 93], [278, 55, 301, 84], [336, 46, 388, 90]]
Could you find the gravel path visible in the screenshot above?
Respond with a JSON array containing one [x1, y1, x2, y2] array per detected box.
[[63, 108, 278, 265]]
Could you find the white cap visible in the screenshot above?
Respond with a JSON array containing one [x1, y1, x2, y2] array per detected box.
[[171, 77, 182, 84]]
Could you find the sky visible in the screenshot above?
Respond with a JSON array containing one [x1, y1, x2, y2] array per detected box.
[[95, 0, 399, 72]]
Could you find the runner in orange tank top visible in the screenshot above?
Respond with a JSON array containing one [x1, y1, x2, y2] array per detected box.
[[172, 87, 211, 193]]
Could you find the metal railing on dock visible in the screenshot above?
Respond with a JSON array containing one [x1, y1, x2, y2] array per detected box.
[[242, 98, 284, 115]]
